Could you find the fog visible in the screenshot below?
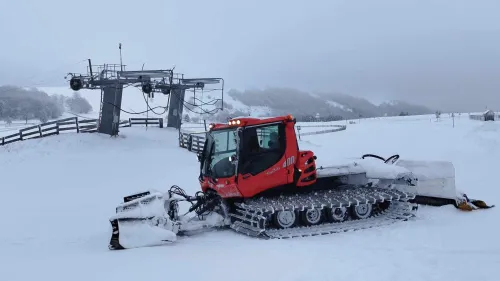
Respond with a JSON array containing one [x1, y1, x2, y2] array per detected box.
[[1, 0, 499, 112]]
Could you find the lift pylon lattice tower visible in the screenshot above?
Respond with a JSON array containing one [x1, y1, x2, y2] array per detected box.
[[65, 58, 224, 136]]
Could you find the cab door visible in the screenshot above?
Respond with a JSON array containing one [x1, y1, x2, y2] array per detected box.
[[236, 122, 288, 197]]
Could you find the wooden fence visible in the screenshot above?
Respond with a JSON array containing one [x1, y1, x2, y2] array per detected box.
[[178, 124, 347, 153], [1, 117, 164, 146], [129, 118, 163, 128], [179, 131, 206, 153]]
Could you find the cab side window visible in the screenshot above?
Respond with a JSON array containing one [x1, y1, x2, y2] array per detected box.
[[258, 125, 281, 150], [239, 123, 285, 175]]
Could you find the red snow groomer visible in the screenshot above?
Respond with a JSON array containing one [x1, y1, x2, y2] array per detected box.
[[108, 115, 493, 249]]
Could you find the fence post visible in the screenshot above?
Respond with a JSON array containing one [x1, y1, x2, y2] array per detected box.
[[56, 123, 60, 135], [159, 118, 163, 128], [20, 130, 24, 141], [129, 118, 132, 127], [75, 117, 80, 133], [1, 137, 3, 145], [203, 119, 207, 131], [187, 135, 193, 151], [38, 125, 42, 137]]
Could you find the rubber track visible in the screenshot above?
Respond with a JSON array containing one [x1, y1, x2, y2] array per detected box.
[[229, 186, 417, 238]]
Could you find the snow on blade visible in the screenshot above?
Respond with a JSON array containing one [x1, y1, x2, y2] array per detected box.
[[354, 158, 414, 179], [111, 192, 168, 220], [117, 220, 176, 249]]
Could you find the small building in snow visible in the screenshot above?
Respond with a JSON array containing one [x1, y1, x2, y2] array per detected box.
[[483, 110, 495, 121], [469, 110, 496, 121]]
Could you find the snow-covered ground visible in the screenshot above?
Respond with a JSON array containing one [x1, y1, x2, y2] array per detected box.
[[0, 114, 498, 281]]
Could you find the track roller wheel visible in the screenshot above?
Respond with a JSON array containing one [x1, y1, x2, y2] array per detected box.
[[273, 210, 297, 228], [327, 207, 349, 223], [300, 208, 324, 225], [351, 203, 373, 219]]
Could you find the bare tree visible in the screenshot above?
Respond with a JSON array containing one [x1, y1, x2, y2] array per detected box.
[[0, 86, 64, 121]]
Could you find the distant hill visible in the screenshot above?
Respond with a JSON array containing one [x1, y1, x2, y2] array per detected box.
[[216, 88, 434, 121], [12, 86, 434, 123]]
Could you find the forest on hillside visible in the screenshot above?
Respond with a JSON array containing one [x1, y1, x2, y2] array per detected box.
[[0, 86, 92, 123]]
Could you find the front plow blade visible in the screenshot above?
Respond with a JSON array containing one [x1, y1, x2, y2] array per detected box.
[[109, 218, 177, 250], [109, 190, 178, 250]]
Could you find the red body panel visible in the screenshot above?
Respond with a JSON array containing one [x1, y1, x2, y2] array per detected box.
[[295, 150, 318, 187], [200, 176, 241, 198], [200, 115, 318, 198]]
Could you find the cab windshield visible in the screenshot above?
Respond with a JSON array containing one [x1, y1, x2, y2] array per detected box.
[[203, 128, 237, 178]]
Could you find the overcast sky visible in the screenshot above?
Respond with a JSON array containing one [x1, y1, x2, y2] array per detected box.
[[1, 0, 499, 111]]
